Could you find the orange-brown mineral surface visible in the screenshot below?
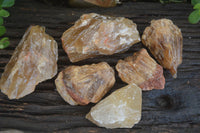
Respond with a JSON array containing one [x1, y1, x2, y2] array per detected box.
[[0, 25, 58, 99], [84, 0, 120, 7], [116, 48, 165, 91], [55, 62, 115, 105], [142, 19, 182, 78], [61, 13, 140, 62]]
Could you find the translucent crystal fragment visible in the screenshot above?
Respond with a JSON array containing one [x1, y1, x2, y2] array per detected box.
[[86, 84, 142, 128], [142, 19, 183, 78], [55, 62, 115, 105], [62, 13, 140, 62], [116, 48, 165, 91], [84, 0, 120, 7], [0, 25, 58, 99]]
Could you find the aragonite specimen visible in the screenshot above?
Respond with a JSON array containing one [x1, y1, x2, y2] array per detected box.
[[116, 48, 165, 91], [0, 25, 58, 99], [61, 13, 140, 62], [86, 84, 142, 129], [84, 0, 120, 7], [142, 19, 183, 78], [55, 62, 115, 105]]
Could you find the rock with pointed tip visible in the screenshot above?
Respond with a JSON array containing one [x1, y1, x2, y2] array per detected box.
[[61, 13, 140, 62], [55, 62, 115, 105], [0, 25, 58, 99], [116, 48, 165, 91], [86, 84, 142, 129], [142, 19, 183, 78]]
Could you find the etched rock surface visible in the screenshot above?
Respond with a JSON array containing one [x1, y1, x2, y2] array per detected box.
[[55, 62, 115, 105], [142, 19, 183, 78], [116, 48, 165, 91], [62, 13, 140, 62], [0, 25, 58, 99], [86, 84, 142, 129]]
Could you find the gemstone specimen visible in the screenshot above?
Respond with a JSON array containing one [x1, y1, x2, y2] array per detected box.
[[61, 13, 140, 62], [142, 19, 183, 78], [0, 25, 58, 99], [86, 84, 142, 129], [84, 0, 120, 7], [116, 48, 165, 91], [55, 62, 115, 105]]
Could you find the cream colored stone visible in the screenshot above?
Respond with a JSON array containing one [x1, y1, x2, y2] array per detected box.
[[86, 84, 142, 129]]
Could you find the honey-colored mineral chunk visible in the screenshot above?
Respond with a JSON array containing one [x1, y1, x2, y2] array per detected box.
[[0, 25, 58, 99], [116, 48, 165, 91], [84, 0, 120, 7], [142, 19, 183, 78], [86, 84, 142, 129], [55, 62, 115, 105], [61, 13, 140, 62]]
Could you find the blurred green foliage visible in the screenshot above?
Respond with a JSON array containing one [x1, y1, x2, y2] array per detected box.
[[0, 0, 15, 49], [189, 0, 200, 24]]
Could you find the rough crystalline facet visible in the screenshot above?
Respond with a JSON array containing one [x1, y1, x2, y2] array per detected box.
[[116, 48, 165, 91], [55, 62, 115, 105], [0, 25, 58, 99], [142, 19, 183, 78], [86, 84, 142, 129], [61, 13, 140, 62]]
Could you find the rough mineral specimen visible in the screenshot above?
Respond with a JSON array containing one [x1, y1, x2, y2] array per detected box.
[[0, 25, 58, 99], [142, 19, 183, 78], [55, 62, 115, 105], [61, 13, 141, 62], [116, 48, 165, 91], [84, 0, 120, 7], [86, 84, 142, 129]]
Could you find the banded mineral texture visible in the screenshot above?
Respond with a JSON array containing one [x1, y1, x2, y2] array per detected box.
[[142, 19, 183, 78], [0, 25, 58, 99], [116, 48, 165, 91], [62, 13, 140, 62], [55, 62, 115, 105]]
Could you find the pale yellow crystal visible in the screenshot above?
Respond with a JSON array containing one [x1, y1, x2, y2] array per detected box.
[[86, 84, 142, 129]]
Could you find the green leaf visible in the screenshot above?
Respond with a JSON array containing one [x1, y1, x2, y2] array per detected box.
[[194, 3, 200, 9], [0, 9, 9, 17], [0, 37, 9, 49], [191, 0, 200, 6], [0, 17, 3, 25], [0, 25, 6, 36], [2, 0, 15, 8], [188, 10, 200, 24]]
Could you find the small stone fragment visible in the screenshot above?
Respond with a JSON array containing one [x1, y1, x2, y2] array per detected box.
[[116, 48, 165, 91], [142, 19, 183, 78], [55, 62, 115, 105], [86, 84, 142, 129], [61, 13, 140, 62], [84, 0, 120, 7], [0, 25, 58, 99]]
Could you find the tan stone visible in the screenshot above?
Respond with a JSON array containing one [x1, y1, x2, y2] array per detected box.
[[0, 25, 58, 99], [61, 13, 140, 62], [142, 19, 182, 78], [116, 48, 165, 91], [55, 62, 115, 105]]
